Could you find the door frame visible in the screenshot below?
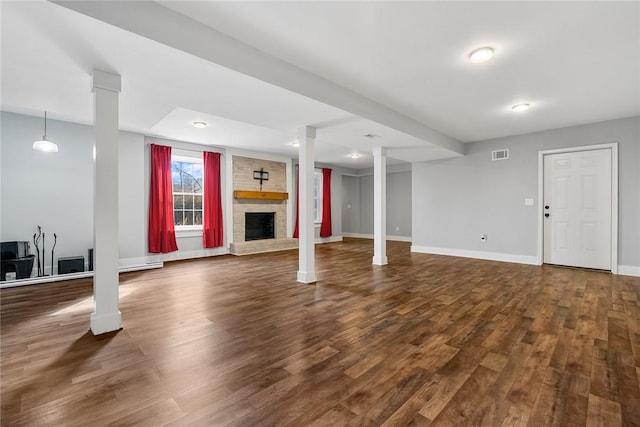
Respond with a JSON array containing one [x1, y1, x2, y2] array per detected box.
[[537, 142, 618, 273]]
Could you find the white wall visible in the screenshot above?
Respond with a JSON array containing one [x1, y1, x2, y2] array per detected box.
[[412, 116, 640, 272]]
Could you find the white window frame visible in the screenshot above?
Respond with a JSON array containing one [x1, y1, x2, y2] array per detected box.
[[171, 154, 204, 232]]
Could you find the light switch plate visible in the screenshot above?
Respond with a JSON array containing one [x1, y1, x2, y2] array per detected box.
[[525, 198, 534, 206]]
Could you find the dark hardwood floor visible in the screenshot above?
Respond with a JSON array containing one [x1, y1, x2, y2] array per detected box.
[[1, 238, 639, 426]]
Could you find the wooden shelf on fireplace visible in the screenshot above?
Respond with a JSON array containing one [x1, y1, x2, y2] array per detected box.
[[234, 190, 288, 200]]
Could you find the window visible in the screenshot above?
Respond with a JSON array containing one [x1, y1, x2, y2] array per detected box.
[[171, 156, 203, 229], [313, 170, 322, 223]]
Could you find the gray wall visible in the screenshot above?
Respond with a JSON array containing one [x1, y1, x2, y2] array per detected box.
[[294, 162, 355, 240], [0, 112, 256, 275], [319, 163, 349, 239], [0, 111, 148, 273], [342, 175, 360, 233], [118, 131, 146, 262], [1, 111, 350, 277], [143, 136, 228, 260], [344, 166, 413, 238], [360, 175, 374, 234], [1, 111, 94, 274], [412, 116, 640, 268], [387, 171, 412, 237]]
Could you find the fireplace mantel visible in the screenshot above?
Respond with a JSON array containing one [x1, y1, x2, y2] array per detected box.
[[234, 190, 288, 200]]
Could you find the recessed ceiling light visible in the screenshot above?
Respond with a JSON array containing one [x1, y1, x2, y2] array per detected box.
[[511, 103, 531, 112], [468, 47, 494, 63], [192, 121, 207, 128], [290, 141, 300, 148], [348, 153, 361, 159]]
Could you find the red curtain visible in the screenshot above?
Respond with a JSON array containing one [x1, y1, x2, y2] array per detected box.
[[293, 165, 299, 238], [203, 151, 224, 248], [148, 144, 178, 253], [320, 168, 332, 237]]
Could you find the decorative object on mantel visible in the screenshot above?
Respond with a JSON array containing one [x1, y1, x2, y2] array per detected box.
[[234, 190, 288, 200], [253, 167, 269, 191], [32, 111, 59, 153]]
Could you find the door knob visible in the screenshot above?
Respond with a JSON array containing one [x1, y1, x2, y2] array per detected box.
[[545, 205, 550, 209], [544, 213, 550, 217]]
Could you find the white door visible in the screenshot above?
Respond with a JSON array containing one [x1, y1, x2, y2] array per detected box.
[[543, 149, 612, 270]]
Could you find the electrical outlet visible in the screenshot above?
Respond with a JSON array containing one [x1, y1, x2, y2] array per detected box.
[[480, 234, 488, 242]]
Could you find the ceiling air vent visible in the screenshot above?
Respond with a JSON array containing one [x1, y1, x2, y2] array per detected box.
[[492, 149, 509, 161]]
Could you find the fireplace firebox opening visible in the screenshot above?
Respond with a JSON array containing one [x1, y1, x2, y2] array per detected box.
[[245, 212, 275, 241]]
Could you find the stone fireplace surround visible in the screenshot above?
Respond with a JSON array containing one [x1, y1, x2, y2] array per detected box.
[[229, 156, 297, 255]]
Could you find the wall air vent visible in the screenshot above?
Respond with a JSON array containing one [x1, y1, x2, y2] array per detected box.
[[492, 149, 509, 161]]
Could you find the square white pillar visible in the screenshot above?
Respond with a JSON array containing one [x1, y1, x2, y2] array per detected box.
[[91, 70, 122, 335], [373, 147, 388, 265], [297, 126, 317, 283]]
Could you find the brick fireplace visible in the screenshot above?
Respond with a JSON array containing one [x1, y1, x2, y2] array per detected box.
[[229, 156, 297, 255]]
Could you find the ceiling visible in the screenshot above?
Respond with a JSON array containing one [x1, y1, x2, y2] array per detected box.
[[2, 1, 638, 169]]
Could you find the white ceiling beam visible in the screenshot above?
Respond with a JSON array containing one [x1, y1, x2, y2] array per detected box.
[[51, 0, 465, 156]]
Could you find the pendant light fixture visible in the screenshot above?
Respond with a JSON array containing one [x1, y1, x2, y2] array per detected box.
[[32, 111, 58, 153]]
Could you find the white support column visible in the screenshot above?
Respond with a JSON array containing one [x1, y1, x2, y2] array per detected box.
[[373, 147, 388, 266], [297, 126, 317, 283], [91, 70, 122, 335]]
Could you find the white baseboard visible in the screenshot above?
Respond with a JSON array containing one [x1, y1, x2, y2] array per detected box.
[[297, 270, 317, 284], [119, 256, 151, 269], [90, 310, 122, 335], [343, 232, 412, 242], [388, 235, 412, 243], [1, 260, 163, 289], [618, 265, 640, 277], [147, 247, 229, 263], [411, 245, 539, 266], [316, 235, 343, 244], [119, 261, 164, 273], [343, 232, 372, 239]]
